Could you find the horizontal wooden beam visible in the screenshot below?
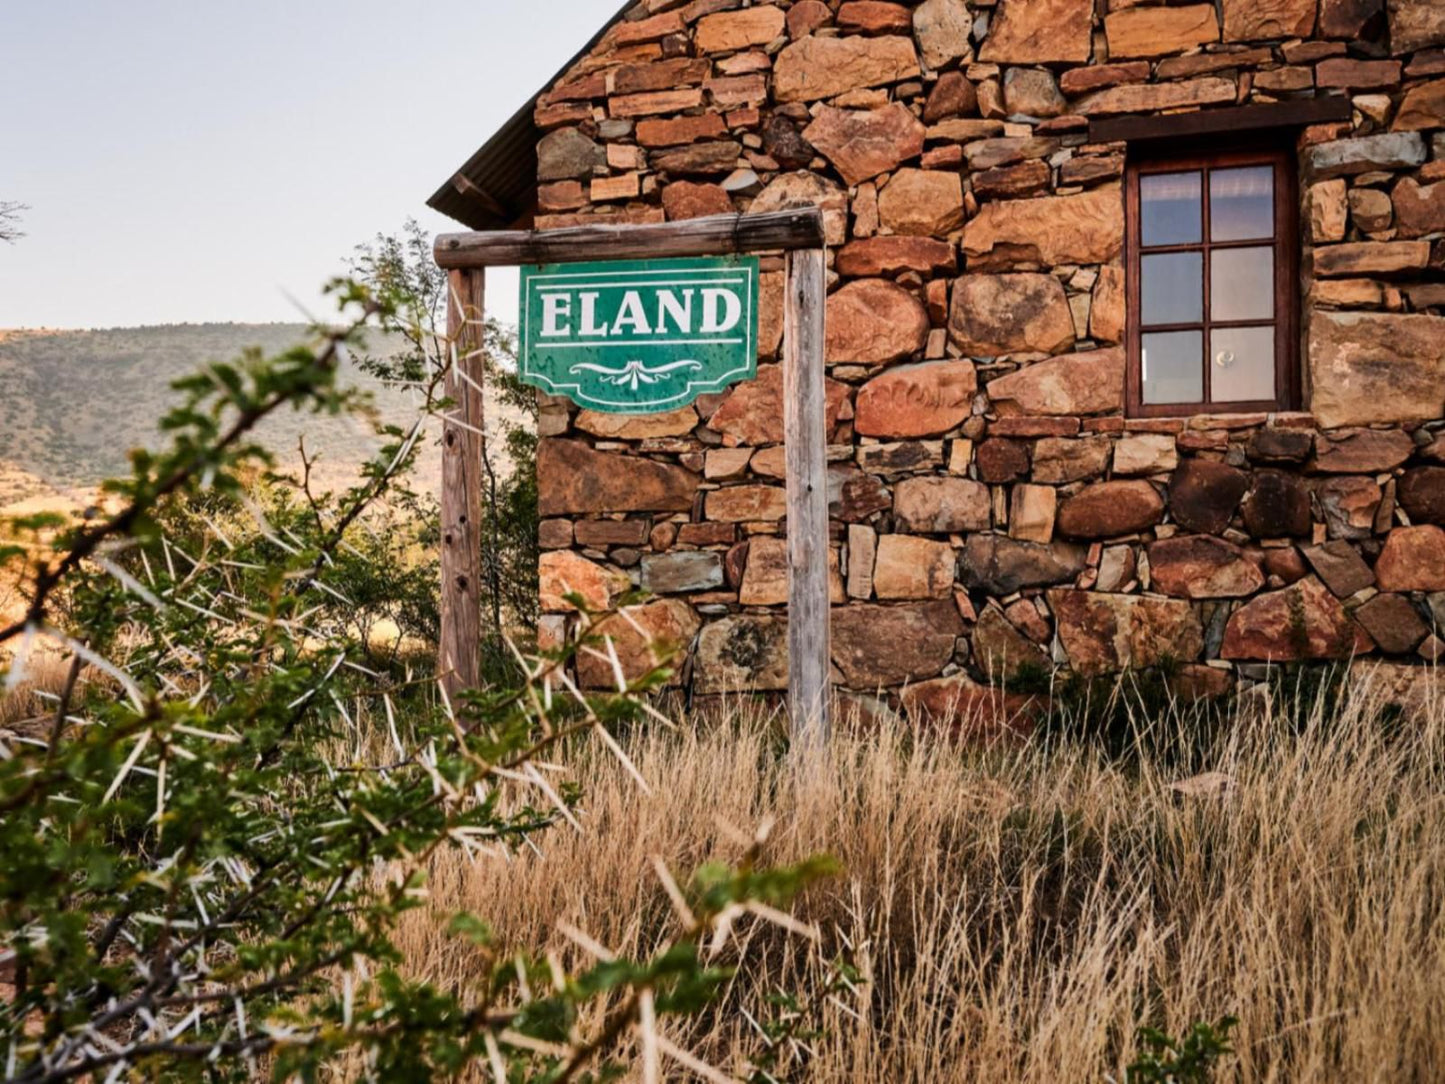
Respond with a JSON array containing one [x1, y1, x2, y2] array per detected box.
[[1089, 95, 1353, 146], [434, 208, 825, 269]]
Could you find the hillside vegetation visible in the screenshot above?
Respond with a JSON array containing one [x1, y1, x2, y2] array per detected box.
[[0, 323, 455, 504]]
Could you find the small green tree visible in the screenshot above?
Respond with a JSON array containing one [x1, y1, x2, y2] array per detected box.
[[0, 281, 831, 1082], [349, 219, 539, 678]]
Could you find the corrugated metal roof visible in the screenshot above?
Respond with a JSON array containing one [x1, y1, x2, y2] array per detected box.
[[426, 2, 633, 231]]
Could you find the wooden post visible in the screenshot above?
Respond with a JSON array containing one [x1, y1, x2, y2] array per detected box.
[[441, 268, 486, 701], [784, 247, 830, 746]]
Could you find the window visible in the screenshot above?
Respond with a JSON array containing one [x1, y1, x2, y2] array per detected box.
[[1125, 149, 1297, 417]]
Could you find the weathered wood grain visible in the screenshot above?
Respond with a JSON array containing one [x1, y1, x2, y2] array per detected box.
[[434, 209, 825, 268], [784, 246, 831, 747], [440, 268, 486, 701]]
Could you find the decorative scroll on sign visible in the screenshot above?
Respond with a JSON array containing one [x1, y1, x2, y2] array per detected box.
[[518, 255, 760, 414]]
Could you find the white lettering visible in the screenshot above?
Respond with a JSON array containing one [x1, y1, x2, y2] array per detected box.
[[579, 292, 608, 338], [611, 290, 652, 336], [700, 287, 742, 334], [655, 289, 694, 334], [540, 293, 571, 337]]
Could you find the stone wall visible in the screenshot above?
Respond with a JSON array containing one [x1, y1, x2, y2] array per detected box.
[[527, 0, 1445, 725]]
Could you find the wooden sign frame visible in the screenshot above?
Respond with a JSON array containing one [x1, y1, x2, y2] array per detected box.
[[433, 207, 831, 745]]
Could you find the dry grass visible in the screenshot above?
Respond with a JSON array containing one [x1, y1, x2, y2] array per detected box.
[[394, 668, 1445, 1082]]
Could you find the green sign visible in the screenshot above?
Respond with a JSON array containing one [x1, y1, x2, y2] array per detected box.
[[519, 255, 760, 414]]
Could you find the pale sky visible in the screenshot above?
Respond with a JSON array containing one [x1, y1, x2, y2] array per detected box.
[[0, 0, 621, 330]]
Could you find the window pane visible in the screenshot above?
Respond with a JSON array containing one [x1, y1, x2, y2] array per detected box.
[[1142, 330, 1203, 405], [1211, 166, 1274, 242], [1211, 327, 1276, 402], [1142, 252, 1203, 325], [1211, 247, 1275, 322], [1140, 171, 1202, 246]]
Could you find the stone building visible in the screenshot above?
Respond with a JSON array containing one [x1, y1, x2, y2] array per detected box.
[[428, 0, 1445, 724]]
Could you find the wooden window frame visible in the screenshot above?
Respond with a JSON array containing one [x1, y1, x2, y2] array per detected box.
[[1125, 147, 1299, 419]]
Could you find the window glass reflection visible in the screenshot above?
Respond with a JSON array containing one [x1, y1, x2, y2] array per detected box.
[[1142, 330, 1203, 405], [1141, 171, 1202, 246], [1211, 166, 1273, 242]]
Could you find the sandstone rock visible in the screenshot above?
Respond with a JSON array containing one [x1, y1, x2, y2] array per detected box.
[[963, 187, 1124, 270], [1349, 187, 1395, 232], [708, 364, 852, 445], [976, 438, 1031, 483], [1399, 467, 1445, 526], [1312, 425, 1417, 472], [1032, 436, 1113, 484], [1310, 179, 1348, 242], [980, 0, 1094, 64], [641, 551, 724, 594], [1091, 265, 1126, 344], [973, 604, 1050, 681], [962, 534, 1089, 593], [1304, 540, 1377, 597], [855, 440, 946, 472], [1009, 484, 1058, 543], [786, 0, 832, 38], [1075, 78, 1236, 117], [575, 406, 698, 439], [900, 674, 1042, 736], [706, 446, 753, 481], [1314, 241, 1430, 277], [837, 236, 955, 277], [1317, 312, 1445, 430], [651, 140, 742, 175], [827, 279, 931, 365], [913, 0, 973, 69], [706, 485, 788, 521], [1375, 525, 1445, 591], [695, 6, 786, 52], [1097, 544, 1138, 592], [893, 476, 992, 532], [1247, 428, 1315, 464], [1222, 0, 1317, 39], [831, 601, 964, 687], [1242, 470, 1313, 539], [1392, 177, 1445, 239], [1106, 5, 1220, 58], [577, 599, 701, 689], [950, 273, 1076, 357], [574, 520, 650, 547], [855, 360, 978, 438], [1319, 475, 1383, 540], [537, 127, 605, 181], [986, 347, 1125, 417], [874, 534, 957, 599], [1266, 547, 1311, 585], [637, 113, 727, 147], [539, 551, 629, 612], [1168, 459, 1250, 534], [1059, 61, 1152, 95], [739, 536, 844, 605], [758, 271, 785, 360], [924, 70, 978, 122], [662, 181, 734, 220], [1222, 577, 1371, 661], [538, 519, 574, 549], [838, 1, 913, 35], [974, 160, 1053, 200], [830, 467, 893, 521], [964, 136, 1061, 172], [1058, 480, 1166, 539], [1170, 666, 1236, 703], [1003, 68, 1066, 118], [1389, 0, 1445, 54], [802, 103, 925, 186], [694, 615, 788, 694], [1304, 132, 1427, 178], [1050, 590, 1204, 674], [1354, 593, 1429, 654], [1148, 536, 1265, 598], [773, 34, 920, 103], [539, 440, 699, 516], [761, 114, 815, 169], [843, 526, 876, 607], [1113, 434, 1179, 476], [878, 169, 967, 236], [1319, 0, 1385, 37], [750, 170, 849, 246]]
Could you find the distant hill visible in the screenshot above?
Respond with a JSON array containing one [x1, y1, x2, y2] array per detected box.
[[0, 323, 483, 508]]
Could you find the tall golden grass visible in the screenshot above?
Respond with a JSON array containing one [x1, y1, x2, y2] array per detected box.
[[394, 667, 1445, 1082]]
